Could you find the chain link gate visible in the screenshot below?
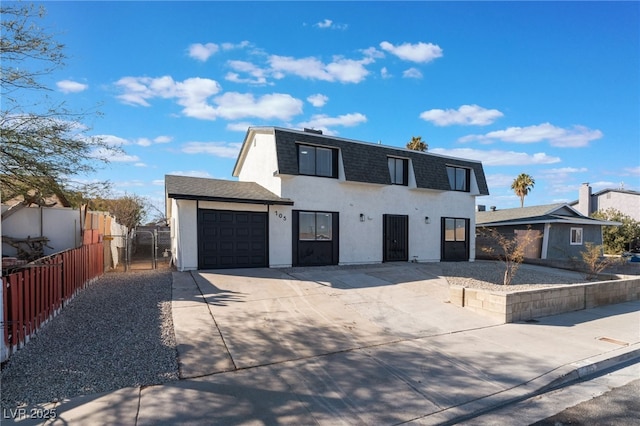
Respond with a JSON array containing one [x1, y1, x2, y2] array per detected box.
[[104, 226, 171, 272]]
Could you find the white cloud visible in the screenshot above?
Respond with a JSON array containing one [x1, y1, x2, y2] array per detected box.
[[460, 122, 603, 147], [402, 67, 423, 79], [91, 148, 139, 162], [221, 41, 250, 51], [315, 19, 333, 28], [116, 76, 304, 122], [96, 134, 129, 147], [268, 55, 370, 83], [307, 94, 328, 107], [314, 19, 347, 30], [213, 92, 303, 121], [380, 67, 392, 79], [624, 166, 640, 176], [226, 122, 254, 132], [136, 138, 152, 147], [298, 113, 367, 134], [485, 173, 518, 188], [134, 162, 147, 167], [57, 79, 88, 93], [420, 104, 504, 126], [188, 43, 219, 61], [167, 170, 215, 179], [154, 135, 173, 144], [430, 147, 561, 166], [181, 142, 242, 159], [226, 60, 268, 85], [379, 41, 443, 63], [115, 75, 222, 109]]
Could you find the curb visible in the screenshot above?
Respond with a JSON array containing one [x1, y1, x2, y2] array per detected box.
[[537, 344, 640, 394], [421, 343, 640, 425]]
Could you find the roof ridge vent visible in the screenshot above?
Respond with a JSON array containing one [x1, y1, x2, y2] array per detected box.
[[303, 128, 323, 135]]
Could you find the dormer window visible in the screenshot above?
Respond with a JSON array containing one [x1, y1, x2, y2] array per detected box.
[[298, 144, 338, 178], [388, 157, 408, 186], [447, 166, 470, 192]]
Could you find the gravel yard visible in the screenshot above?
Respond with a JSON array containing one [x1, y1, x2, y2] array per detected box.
[[0, 270, 179, 408], [440, 260, 588, 291]]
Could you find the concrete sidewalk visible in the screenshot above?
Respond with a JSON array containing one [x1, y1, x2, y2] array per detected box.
[[10, 264, 640, 425]]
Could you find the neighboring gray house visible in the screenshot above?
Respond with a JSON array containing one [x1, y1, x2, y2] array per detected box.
[[166, 126, 490, 270], [571, 183, 640, 222], [476, 203, 619, 260]]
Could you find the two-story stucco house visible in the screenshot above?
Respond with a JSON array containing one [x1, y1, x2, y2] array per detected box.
[[571, 183, 640, 222], [165, 127, 489, 271]]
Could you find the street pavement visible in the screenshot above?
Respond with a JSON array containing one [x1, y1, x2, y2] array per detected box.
[[6, 263, 640, 425]]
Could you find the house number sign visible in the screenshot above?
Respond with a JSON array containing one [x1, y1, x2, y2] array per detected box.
[[273, 211, 287, 221]]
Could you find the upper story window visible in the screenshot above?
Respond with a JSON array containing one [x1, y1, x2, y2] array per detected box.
[[388, 157, 408, 186], [446, 166, 470, 192], [298, 144, 338, 178]]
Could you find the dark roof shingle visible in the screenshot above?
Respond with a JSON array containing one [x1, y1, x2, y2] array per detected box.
[[272, 128, 489, 194], [165, 175, 293, 205]]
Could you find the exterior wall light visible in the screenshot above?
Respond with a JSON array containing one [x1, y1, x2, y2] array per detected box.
[[425, 216, 430, 224], [360, 213, 365, 222]]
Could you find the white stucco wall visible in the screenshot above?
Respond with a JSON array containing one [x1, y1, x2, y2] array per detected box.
[[279, 176, 477, 264], [172, 199, 198, 271], [236, 132, 281, 196], [1, 206, 82, 256], [594, 191, 640, 222]]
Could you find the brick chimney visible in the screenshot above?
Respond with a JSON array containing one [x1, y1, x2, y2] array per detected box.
[[577, 183, 592, 216]]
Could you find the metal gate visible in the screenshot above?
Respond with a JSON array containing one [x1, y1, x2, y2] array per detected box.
[[104, 227, 171, 272]]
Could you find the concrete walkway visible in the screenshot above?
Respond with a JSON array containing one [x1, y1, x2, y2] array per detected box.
[[9, 264, 640, 425]]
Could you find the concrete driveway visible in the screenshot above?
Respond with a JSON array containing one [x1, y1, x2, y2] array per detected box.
[[28, 264, 637, 425], [172, 263, 501, 377]]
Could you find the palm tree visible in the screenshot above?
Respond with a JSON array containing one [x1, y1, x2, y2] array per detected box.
[[406, 136, 427, 151], [511, 173, 535, 207]]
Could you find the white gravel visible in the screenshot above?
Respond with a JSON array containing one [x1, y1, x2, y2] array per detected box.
[[0, 270, 179, 408], [440, 260, 588, 291]]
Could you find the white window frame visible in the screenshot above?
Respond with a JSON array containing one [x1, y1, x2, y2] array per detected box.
[[570, 227, 583, 245]]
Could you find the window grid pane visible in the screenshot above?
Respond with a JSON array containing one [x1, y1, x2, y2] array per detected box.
[[456, 168, 467, 191], [299, 212, 316, 240], [455, 219, 466, 241], [315, 213, 332, 240], [395, 159, 404, 184], [447, 167, 456, 190], [299, 146, 316, 175], [316, 148, 333, 177], [445, 218, 456, 241]]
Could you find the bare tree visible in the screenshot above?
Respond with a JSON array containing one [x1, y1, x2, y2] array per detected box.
[[478, 226, 542, 285], [1, 3, 115, 205]]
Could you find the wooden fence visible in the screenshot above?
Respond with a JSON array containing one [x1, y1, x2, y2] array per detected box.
[[2, 243, 104, 359]]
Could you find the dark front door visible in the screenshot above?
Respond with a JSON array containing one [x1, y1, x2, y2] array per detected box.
[[441, 217, 469, 261], [383, 214, 408, 262], [198, 209, 268, 269], [292, 211, 339, 266]]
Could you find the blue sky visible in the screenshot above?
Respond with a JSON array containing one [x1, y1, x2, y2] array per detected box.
[[27, 1, 640, 214]]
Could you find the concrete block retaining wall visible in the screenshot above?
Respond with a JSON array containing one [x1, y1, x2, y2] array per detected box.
[[450, 276, 640, 323]]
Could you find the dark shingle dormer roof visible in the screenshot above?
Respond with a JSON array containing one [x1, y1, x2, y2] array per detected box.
[[165, 175, 293, 205], [271, 128, 489, 194]]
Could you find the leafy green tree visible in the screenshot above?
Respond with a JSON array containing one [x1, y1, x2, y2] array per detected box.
[[406, 136, 428, 151], [1, 3, 113, 205], [592, 208, 640, 254], [511, 173, 535, 207]]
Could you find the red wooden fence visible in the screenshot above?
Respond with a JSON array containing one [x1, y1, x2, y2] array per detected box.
[[2, 243, 104, 357]]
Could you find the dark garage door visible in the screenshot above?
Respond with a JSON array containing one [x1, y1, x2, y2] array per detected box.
[[198, 209, 268, 269]]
